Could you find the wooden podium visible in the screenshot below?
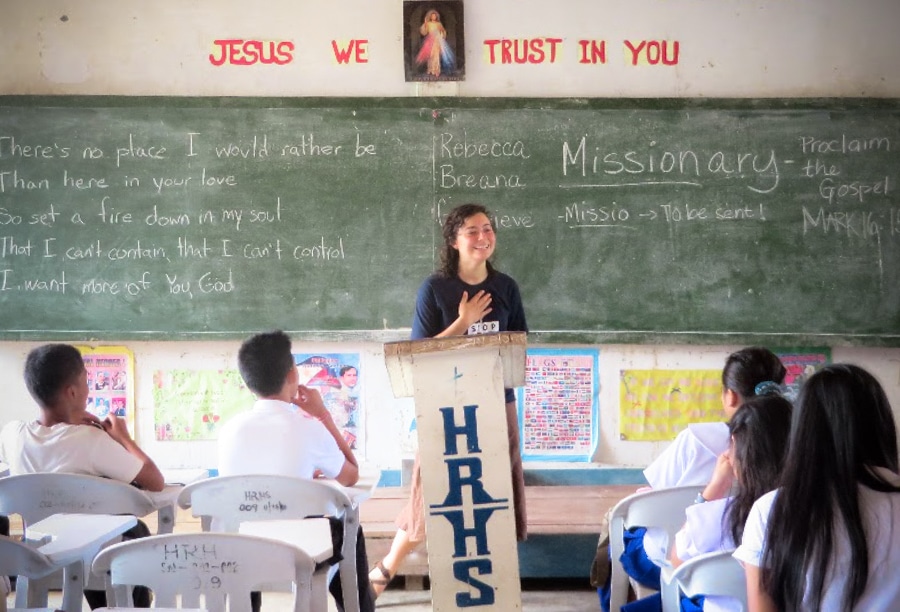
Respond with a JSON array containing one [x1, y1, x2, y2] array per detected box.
[[384, 332, 527, 611]]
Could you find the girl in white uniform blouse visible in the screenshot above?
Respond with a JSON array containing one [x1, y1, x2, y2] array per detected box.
[[734, 364, 900, 612]]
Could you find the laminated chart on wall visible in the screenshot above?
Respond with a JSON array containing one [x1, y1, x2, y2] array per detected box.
[[619, 369, 722, 441], [153, 369, 254, 441], [518, 348, 599, 461], [76, 345, 135, 431]]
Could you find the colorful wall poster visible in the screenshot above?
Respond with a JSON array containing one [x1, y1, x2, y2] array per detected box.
[[76, 345, 135, 431], [517, 348, 599, 461], [619, 369, 723, 442], [776, 347, 832, 401], [153, 369, 254, 441], [294, 352, 363, 452]]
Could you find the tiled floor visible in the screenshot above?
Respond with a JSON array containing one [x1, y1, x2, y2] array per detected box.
[[6, 580, 600, 611], [375, 581, 600, 611]]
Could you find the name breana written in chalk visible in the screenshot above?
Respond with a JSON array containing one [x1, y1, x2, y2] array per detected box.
[[437, 132, 530, 190]]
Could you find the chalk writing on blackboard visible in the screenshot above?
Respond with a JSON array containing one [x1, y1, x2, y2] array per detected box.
[[1, 100, 898, 342]]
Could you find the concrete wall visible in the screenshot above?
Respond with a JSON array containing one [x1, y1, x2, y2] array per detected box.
[[2, 0, 899, 473]]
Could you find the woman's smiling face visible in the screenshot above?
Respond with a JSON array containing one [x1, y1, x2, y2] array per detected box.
[[453, 212, 495, 264]]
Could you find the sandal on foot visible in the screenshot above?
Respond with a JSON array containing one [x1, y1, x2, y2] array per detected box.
[[369, 560, 394, 597]]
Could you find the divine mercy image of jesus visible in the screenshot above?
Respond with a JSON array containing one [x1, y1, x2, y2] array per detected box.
[[404, 1, 465, 82]]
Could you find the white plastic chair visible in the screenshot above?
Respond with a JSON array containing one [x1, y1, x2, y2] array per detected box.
[[0, 472, 178, 602], [662, 550, 747, 612], [92, 532, 316, 612], [608, 485, 704, 612], [0, 537, 69, 612], [177, 474, 360, 612], [0, 473, 174, 533]]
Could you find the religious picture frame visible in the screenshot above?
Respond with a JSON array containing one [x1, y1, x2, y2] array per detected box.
[[403, 0, 465, 82]]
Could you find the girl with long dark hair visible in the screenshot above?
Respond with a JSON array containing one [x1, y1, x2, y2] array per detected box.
[[671, 393, 792, 567], [735, 364, 900, 611]]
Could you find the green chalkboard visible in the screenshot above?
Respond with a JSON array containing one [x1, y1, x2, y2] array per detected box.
[[1, 97, 898, 345]]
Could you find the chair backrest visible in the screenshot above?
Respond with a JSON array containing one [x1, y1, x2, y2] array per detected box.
[[663, 550, 747, 612], [0, 537, 58, 582], [608, 485, 704, 612], [92, 532, 316, 612], [177, 474, 352, 532], [0, 473, 157, 527]]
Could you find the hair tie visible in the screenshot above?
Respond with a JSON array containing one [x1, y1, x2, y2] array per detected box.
[[754, 380, 781, 396]]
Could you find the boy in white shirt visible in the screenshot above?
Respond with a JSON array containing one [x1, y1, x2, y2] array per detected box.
[[217, 330, 373, 612], [0, 343, 164, 608]]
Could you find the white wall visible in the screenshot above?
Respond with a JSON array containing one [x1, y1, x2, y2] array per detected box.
[[2, 0, 899, 98], [3, 340, 899, 470], [2, 0, 899, 472]]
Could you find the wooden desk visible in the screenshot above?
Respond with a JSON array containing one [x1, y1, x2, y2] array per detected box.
[[21, 513, 137, 612]]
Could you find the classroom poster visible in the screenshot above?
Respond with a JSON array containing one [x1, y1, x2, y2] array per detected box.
[[517, 348, 599, 461], [777, 347, 832, 401], [294, 352, 363, 452], [619, 369, 722, 441], [76, 345, 135, 431], [152, 369, 254, 441]]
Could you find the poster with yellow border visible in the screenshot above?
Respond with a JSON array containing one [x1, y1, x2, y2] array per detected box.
[[74, 345, 135, 432], [619, 369, 722, 441]]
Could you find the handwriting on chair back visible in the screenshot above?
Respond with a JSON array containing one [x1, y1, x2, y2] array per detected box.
[[38, 487, 99, 512], [160, 542, 240, 591], [238, 489, 288, 514]]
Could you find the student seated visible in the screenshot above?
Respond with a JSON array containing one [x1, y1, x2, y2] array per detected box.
[[638, 393, 792, 612], [644, 348, 787, 490], [217, 330, 374, 612], [735, 364, 900, 611], [595, 347, 787, 611], [0, 343, 164, 609]]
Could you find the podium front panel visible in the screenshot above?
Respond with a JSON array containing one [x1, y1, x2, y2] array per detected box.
[[412, 346, 522, 611]]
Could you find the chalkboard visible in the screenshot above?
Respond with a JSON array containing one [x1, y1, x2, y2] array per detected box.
[[1, 97, 898, 345]]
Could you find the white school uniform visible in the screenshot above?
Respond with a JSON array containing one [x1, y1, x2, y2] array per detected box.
[[675, 498, 741, 612], [642, 498, 741, 612], [217, 399, 345, 479], [0, 420, 142, 483], [643, 422, 730, 489], [642, 422, 731, 582], [734, 468, 900, 612]]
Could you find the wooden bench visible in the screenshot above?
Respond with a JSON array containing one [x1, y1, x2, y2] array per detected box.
[[359, 484, 635, 587]]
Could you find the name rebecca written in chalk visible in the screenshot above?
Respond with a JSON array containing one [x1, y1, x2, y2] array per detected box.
[[1, 116, 898, 335]]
